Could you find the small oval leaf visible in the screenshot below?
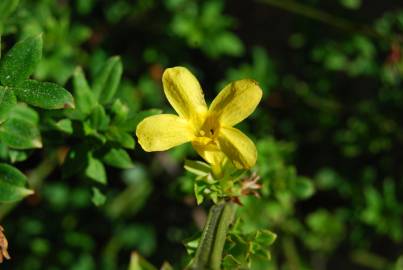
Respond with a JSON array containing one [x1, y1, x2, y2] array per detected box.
[[0, 35, 42, 86], [72, 67, 96, 117], [13, 80, 74, 109], [85, 154, 107, 184], [292, 177, 315, 199], [92, 56, 123, 104], [0, 163, 33, 203], [0, 116, 42, 149], [89, 104, 109, 131], [106, 128, 135, 149], [91, 187, 106, 206], [102, 148, 134, 169]]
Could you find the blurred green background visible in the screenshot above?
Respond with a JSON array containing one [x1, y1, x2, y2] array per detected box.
[[0, 0, 403, 269]]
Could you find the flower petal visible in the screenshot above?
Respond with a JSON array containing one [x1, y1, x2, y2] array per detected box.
[[162, 67, 208, 127], [217, 126, 257, 169], [136, 114, 193, 151], [191, 141, 226, 168], [209, 79, 262, 126]]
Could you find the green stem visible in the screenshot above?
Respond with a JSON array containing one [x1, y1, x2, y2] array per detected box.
[[282, 236, 301, 270], [257, 0, 395, 42], [190, 202, 236, 270], [27, 151, 59, 189]]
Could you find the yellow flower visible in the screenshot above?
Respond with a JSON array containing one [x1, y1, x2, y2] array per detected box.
[[136, 66, 262, 170]]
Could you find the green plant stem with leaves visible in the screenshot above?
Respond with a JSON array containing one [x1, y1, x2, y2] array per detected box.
[[190, 202, 236, 270]]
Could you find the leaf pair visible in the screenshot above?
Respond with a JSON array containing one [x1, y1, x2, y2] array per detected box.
[[0, 35, 74, 124], [86, 147, 136, 184]]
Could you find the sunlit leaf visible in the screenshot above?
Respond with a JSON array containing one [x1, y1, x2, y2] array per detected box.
[[102, 148, 133, 169], [0, 35, 42, 86], [92, 56, 122, 104], [106, 128, 135, 149], [89, 104, 109, 131], [12, 80, 74, 109], [72, 67, 97, 117], [85, 153, 107, 184], [128, 252, 157, 270], [91, 187, 106, 206], [0, 163, 33, 202]]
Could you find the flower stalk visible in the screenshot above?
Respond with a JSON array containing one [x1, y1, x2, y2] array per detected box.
[[190, 201, 236, 270]]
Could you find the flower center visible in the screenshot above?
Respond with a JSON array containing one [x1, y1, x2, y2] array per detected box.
[[194, 114, 220, 145]]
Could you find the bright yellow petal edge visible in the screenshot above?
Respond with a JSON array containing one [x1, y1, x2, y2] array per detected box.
[[218, 126, 257, 169], [209, 79, 263, 127], [136, 114, 194, 152], [162, 67, 207, 129]]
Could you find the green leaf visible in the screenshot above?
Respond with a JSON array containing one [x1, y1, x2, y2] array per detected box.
[[12, 80, 74, 109], [160, 262, 173, 270], [111, 99, 129, 125], [89, 104, 109, 131], [128, 252, 157, 270], [0, 163, 33, 202], [0, 105, 41, 149], [0, 118, 42, 149], [0, 86, 17, 124], [54, 119, 73, 134], [83, 124, 107, 143], [194, 182, 206, 205], [184, 160, 211, 177], [106, 128, 135, 149], [8, 149, 28, 163], [0, 35, 42, 86], [222, 255, 241, 269], [0, 0, 20, 23], [85, 154, 107, 184], [73, 67, 97, 117], [213, 32, 244, 57], [184, 236, 200, 256], [292, 177, 315, 199], [340, 0, 361, 9], [102, 148, 134, 169], [9, 103, 39, 123], [91, 187, 106, 206], [254, 229, 277, 247], [92, 56, 123, 104]]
